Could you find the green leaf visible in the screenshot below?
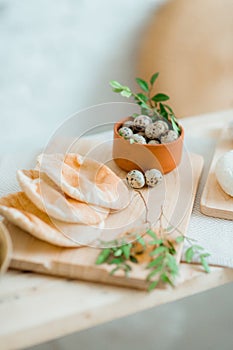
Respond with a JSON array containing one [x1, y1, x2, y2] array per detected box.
[[135, 77, 149, 92], [147, 255, 164, 268], [166, 254, 179, 274], [132, 113, 139, 118], [136, 93, 149, 103], [146, 229, 158, 239], [164, 104, 174, 114], [120, 90, 132, 98], [114, 248, 123, 257], [171, 115, 181, 134], [146, 265, 163, 281], [167, 240, 176, 255], [137, 236, 146, 247], [110, 80, 123, 89], [113, 88, 123, 93], [159, 103, 168, 120], [148, 280, 159, 291], [175, 236, 185, 243], [152, 93, 170, 102], [150, 72, 159, 86], [149, 239, 163, 245], [185, 247, 195, 263], [109, 257, 124, 265], [150, 246, 168, 256], [122, 244, 131, 259], [134, 97, 150, 110], [160, 273, 174, 287], [200, 256, 210, 273], [95, 248, 111, 265], [140, 102, 151, 110]]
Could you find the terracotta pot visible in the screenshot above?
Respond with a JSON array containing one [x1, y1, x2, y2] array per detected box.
[[0, 222, 12, 275], [113, 117, 184, 174]]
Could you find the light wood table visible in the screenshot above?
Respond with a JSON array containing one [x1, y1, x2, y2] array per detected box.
[[1, 110, 233, 350]]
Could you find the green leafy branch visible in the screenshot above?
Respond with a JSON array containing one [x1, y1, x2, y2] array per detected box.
[[160, 210, 211, 274], [109, 72, 181, 134], [96, 207, 210, 291], [146, 228, 179, 291]]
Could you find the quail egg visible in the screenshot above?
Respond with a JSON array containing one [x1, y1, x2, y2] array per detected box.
[[133, 115, 152, 131], [123, 120, 134, 129], [126, 170, 145, 189], [147, 139, 160, 145], [160, 130, 178, 143], [118, 126, 133, 139], [145, 120, 169, 139], [131, 133, 147, 144], [145, 169, 163, 187]]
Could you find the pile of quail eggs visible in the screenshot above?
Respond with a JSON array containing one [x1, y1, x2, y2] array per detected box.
[[126, 169, 163, 189], [118, 115, 179, 144]]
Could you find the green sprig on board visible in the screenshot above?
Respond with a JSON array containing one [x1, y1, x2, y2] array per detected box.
[[109, 72, 181, 134], [96, 208, 210, 291]]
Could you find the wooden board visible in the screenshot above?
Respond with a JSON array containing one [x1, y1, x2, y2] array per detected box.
[[4, 150, 203, 290], [201, 128, 233, 220]]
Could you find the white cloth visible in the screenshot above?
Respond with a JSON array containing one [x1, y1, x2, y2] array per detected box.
[[182, 137, 233, 267]]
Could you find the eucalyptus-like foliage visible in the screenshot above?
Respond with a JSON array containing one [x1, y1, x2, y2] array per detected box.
[[110, 72, 181, 134]]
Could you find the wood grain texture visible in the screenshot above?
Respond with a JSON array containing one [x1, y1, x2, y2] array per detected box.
[[137, 0, 233, 117], [6, 153, 203, 290], [201, 128, 233, 220]]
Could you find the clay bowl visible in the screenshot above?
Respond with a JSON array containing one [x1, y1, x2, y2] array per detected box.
[[113, 117, 184, 174], [0, 222, 12, 275]]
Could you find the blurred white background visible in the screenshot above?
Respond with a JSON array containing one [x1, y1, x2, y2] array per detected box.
[[0, 0, 162, 154], [0, 1, 233, 349]]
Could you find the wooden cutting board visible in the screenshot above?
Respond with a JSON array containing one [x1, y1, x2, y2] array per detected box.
[[201, 128, 233, 220], [5, 150, 203, 290]]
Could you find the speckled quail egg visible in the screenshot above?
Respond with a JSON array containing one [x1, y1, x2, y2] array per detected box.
[[145, 169, 163, 187], [160, 130, 178, 143], [131, 133, 147, 144], [147, 139, 160, 145], [133, 115, 152, 131], [118, 126, 133, 139], [126, 170, 145, 189], [123, 120, 134, 129], [145, 120, 169, 139]]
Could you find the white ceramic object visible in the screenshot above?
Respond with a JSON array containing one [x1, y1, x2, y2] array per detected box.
[[215, 150, 233, 197], [0, 222, 12, 275]]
